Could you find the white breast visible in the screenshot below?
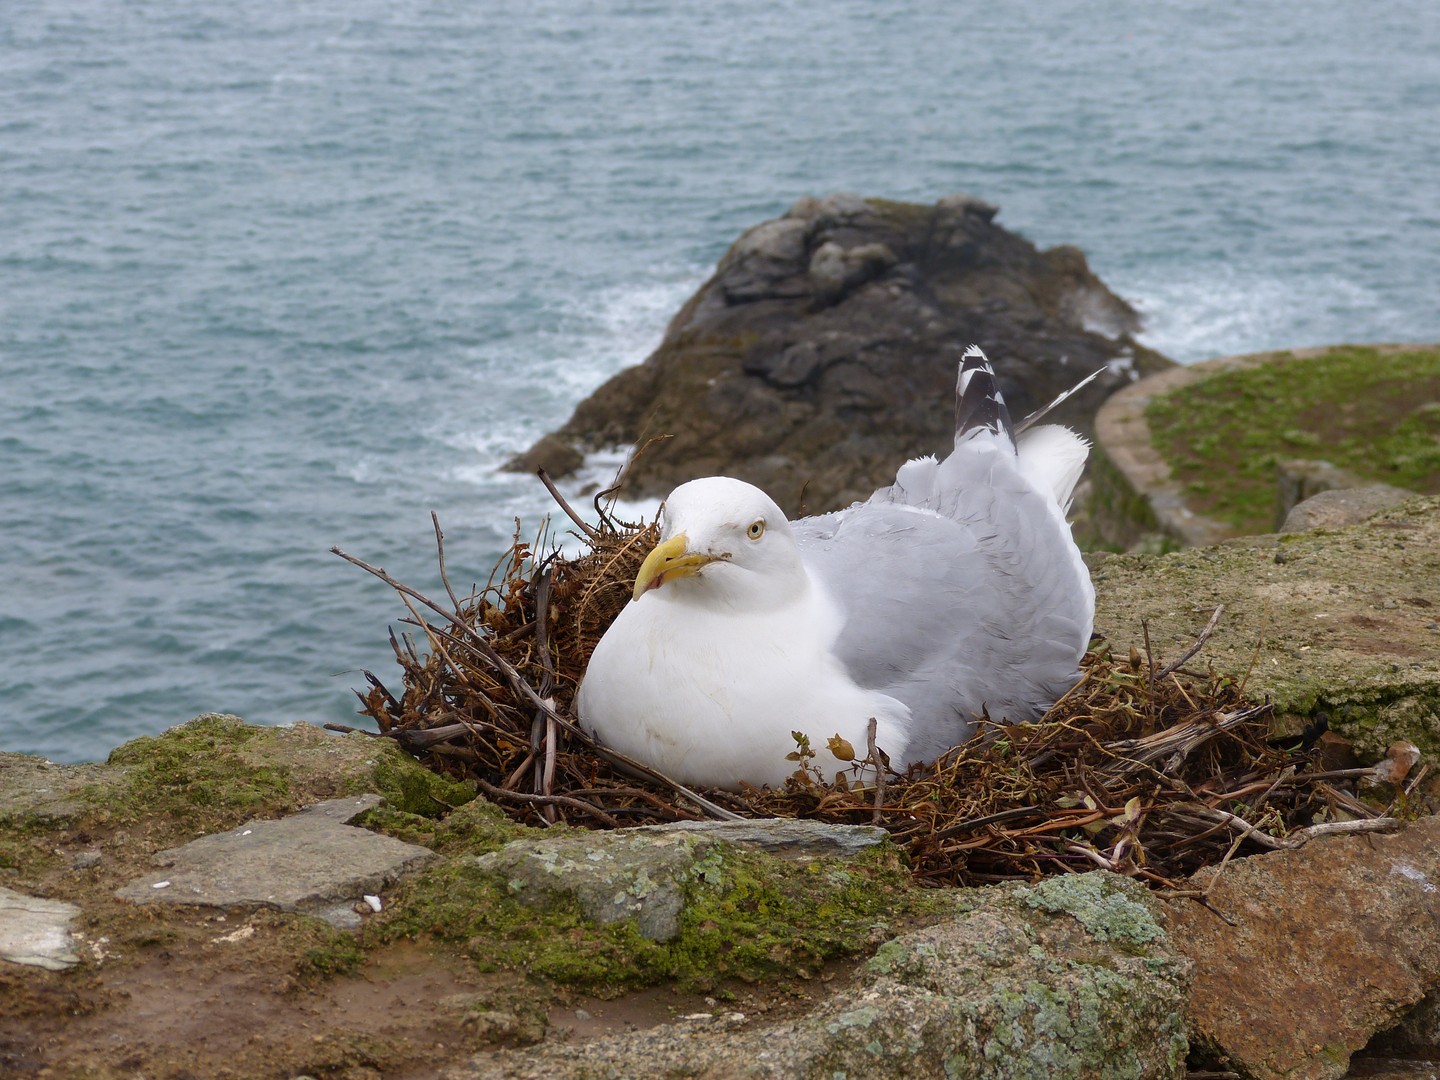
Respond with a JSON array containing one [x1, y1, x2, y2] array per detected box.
[[578, 585, 910, 791]]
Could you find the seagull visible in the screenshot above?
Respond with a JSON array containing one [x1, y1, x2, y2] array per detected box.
[[577, 346, 1095, 791]]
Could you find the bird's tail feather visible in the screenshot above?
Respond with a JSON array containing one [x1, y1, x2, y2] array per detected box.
[[1016, 424, 1091, 512], [954, 344, 1092, 512], [954, 345, 1014, 444], [1014, 366, 1105, 434]]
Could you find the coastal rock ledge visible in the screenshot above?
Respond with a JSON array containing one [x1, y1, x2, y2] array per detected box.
[[511, 193, 1173, 515]]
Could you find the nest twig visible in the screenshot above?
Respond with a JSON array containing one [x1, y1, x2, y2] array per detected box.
[[333, 476, 1400, 890]]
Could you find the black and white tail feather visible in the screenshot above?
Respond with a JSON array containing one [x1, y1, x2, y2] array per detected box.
[[954, 344, 1015, 440], [954, 344, 1093, 515]]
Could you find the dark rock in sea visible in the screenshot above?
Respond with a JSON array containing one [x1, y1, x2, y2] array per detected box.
[[509, 193, 1175, 515]]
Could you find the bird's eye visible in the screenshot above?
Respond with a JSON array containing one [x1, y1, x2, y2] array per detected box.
[[746, 519, 766, 541]]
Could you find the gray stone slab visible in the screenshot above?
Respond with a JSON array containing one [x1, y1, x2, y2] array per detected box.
[[115, 795, 434, 926], [476, 830, 704, 943], [639, 818, 889, 859], [476, 819, 891, 945], [0, 886, 82, 971]]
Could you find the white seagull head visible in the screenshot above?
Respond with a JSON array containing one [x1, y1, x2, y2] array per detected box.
[[632, 476, 807, 611]]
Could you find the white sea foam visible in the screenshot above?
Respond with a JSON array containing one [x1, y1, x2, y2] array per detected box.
[[1127, 269, 1401, 365], [446, 271, 704, 481]]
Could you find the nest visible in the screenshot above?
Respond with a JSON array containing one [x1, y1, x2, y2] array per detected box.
[[332, 477, 1405, 896]]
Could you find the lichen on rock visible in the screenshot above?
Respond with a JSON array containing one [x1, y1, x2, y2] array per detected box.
[[451, 872, 1191, 1079]]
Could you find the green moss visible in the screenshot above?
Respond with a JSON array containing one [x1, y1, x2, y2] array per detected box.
[[100, 714, 293, 825], [357, 795, 528, 856], [364, 856, 669, 991], [363, 752, 475, 818], [1304, 686, 1440, 762], [669, 846, 923, 986], [432, 796, 529, 854], [88, 714, 475, 836], [0, 834, 58, 877], [296, 926, 367, 982], [1147, 345, 1440, 533], [368, 841, 944, 995]]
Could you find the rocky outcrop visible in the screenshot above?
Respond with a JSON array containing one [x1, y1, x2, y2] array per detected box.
[[451, 873, 1190, 1080], [512, 193, 1172, 515]]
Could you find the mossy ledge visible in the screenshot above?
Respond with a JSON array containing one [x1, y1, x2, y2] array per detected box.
[[1147, 344, 1440, 536], [3, 716, 946, 998], [366, 833, 940, 994], [3, 716, 1195, 1077], [95, 712, 474, 835]]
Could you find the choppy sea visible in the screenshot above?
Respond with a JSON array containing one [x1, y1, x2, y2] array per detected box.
[[3, 0, 1437, 762]]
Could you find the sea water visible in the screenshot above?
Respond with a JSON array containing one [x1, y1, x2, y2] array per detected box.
[[2, 0, 1436, 761]]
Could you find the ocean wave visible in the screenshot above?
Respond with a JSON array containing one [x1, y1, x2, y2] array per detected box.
[[1127, 268, 1404, 365]]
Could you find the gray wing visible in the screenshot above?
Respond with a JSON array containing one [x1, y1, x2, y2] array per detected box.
[[793, 431, 1093, 766]]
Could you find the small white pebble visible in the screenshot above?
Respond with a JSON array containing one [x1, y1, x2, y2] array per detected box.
[[241, 829, 252, 836], [363, 894, 382, 912], [151, 880, 171, 890]]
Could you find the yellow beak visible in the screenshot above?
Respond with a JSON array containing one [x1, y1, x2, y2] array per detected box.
[[632, 533, 717, 601]]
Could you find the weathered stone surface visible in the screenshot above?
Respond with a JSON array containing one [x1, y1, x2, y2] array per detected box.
[[1164, 816, 1440, 1080], [475, 820, 892, 944], [1282, 483, 1413, 533], [514, 193, 1170, 516], [1091, 495, 1440, 759], [447, 872, 1190, 1079], [0, 752, 124, 826], [476, 829, 714, 943], [0, 887, 81, 971], [641, 817, 889, 859], [115, 795, 435, 927]]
